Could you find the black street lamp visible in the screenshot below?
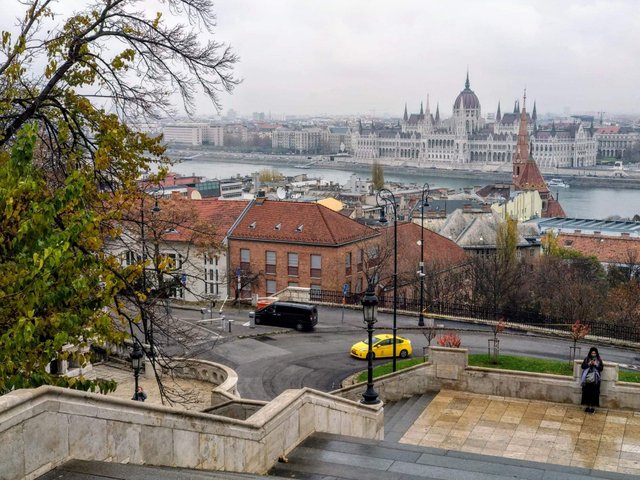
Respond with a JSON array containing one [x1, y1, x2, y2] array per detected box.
[[130, 342, 144, 400], [376, 188, 398, 372], [361, 285, 380, 405], [418, 183, 429, 327]]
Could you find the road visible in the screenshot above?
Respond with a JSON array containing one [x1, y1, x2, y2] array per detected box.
[[170, 305, 640, 401]]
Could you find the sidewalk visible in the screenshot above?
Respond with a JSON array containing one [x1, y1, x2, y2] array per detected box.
[[400, 389, 640, 475]]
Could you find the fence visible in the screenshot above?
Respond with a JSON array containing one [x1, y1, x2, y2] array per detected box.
[[310, 289, 640, 343]]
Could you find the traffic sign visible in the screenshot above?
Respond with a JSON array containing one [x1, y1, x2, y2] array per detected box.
[[342, 283, 349, 296]]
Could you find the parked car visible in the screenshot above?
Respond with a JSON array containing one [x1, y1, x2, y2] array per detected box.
[[249, 302, 318, 331], [350, 333, 412, 359]]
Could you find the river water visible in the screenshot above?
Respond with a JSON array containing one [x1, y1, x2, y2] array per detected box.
[[170, 157, 640, 220]]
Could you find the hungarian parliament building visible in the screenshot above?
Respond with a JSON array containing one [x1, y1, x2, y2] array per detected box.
[[351, 74, 597, 169]]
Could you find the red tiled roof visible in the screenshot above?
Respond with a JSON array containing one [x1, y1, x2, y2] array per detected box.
[[395, 222, 466, 264], [163, 198, 249, 242], [229, 199, 378, 246], [596, 126, 620, 134], [557, 233, 640, 264], [544, 197, 566, 218]]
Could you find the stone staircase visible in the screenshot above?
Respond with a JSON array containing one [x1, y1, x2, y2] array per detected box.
[[270, 393, 637, 480], [40, 394, 638, 480], [383, 393, 436, 443]]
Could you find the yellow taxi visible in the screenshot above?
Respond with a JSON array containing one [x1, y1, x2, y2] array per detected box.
[[350, 333, 412, 359]]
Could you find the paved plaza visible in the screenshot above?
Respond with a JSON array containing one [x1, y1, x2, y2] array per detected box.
[[400, 389, 640, 476]]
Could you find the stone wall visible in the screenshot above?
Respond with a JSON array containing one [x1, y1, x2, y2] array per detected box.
[[0, 386, 382, 480], [333, 346, 640, 411]]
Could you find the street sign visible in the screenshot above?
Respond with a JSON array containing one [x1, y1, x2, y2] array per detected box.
[[342, 283, 349, 296]]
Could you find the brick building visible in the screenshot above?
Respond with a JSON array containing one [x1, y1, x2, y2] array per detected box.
[[227, 199, 379, 297]]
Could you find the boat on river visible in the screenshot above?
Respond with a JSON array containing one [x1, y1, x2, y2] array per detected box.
[[547, 178, 569, 188]]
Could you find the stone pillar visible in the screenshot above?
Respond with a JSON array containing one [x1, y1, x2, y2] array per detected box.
[[429, 346, 468, 381]]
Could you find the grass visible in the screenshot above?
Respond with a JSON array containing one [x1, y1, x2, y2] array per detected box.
[[355, 353, 640, 383], [356, 357, 426, 383], [468, 354, 573, 376]]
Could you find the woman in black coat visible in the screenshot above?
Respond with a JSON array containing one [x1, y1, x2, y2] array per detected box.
[[581, 346, 603, 413]]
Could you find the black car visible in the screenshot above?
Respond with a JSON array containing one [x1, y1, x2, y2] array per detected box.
[[249, 302, 318, 331]]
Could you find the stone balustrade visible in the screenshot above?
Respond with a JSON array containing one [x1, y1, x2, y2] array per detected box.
[[0, 385, 382, 480], [334, 346, 640, 411]]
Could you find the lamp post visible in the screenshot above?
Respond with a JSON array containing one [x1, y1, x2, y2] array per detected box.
[[361, 285, 380, 405], [130, 342, 144, 400], [418, 183, 429, 327], [147, 185, 165, 358], [376, 188, 398, 372]]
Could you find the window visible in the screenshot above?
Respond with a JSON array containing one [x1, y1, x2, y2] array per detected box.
[[310, 254, 322, 278], [204, 254, 220, 295], [345, 252, 352, 276], [356, 277, 363, 293], [288, 253, 299, 276], [357, 249, 364, 272], [125, 250, 141, 266], [288, 281, 299, 288], [163, 252, 183, 270], [265, 251, 276, 274], [240, 249, 251, 270], [266, 279, 277, 295]]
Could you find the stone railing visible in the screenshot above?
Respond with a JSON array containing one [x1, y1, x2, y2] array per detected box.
[[333, 346, 640, 411], [162, 358, 239, 406], [0, 385, 382, 480]]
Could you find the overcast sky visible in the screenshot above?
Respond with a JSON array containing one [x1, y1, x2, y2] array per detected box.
[[4, 1, 640, 118], [212, 0, 640, 118]]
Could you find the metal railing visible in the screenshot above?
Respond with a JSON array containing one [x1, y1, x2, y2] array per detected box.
[[310, 289, 640, 343]]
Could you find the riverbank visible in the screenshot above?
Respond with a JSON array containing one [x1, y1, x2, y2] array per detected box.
[[172, 148, 640, 190]]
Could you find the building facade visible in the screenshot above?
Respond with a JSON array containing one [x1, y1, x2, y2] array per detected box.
[[351, 73, 597, 169], [272, 127, 328, 153], [163, 123, 224, 146], [595, 126, 640, 158], [227, 199, 379, 297]]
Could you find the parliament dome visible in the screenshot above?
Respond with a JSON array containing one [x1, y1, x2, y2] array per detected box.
[[453, 73, 480, 110]]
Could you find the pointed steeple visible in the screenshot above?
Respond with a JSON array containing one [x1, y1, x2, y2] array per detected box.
[[358, 119, 363, 134], [532, 101, 537, 123], [551, 121, 556, 136], [420, 101, 424, 116], [465, 69, 470, 90], [403, 103, 408, 122], [435, 103, 440, 124], [589, 119, 595, 137], [496, 101, 502, 122], [426, 94, 430, 114], [513, 91, 548, 192], [513, 100, 518, 114]]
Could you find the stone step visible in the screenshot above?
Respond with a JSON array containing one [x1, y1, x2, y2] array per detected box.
[[38, 459, 292, 480], [270, 432, 638, 480], [384, 394, 421, 434], [382, 397, 406, 426], [385, 393, 435, 443]]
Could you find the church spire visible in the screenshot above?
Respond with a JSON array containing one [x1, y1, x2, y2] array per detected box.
[[403, 103, 408, 122], [514, 92, 529, 166], [420, 101, 424, 116], [426, 94, 430, 114], [465, 69, 470, 90], [496, 101, 501, 122], [435, 103, 440, 123], [532, 100, 537, 123], [513, 100, 518, 114]]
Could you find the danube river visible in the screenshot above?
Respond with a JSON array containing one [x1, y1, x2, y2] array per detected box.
[[170, 157, 640, 220]]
